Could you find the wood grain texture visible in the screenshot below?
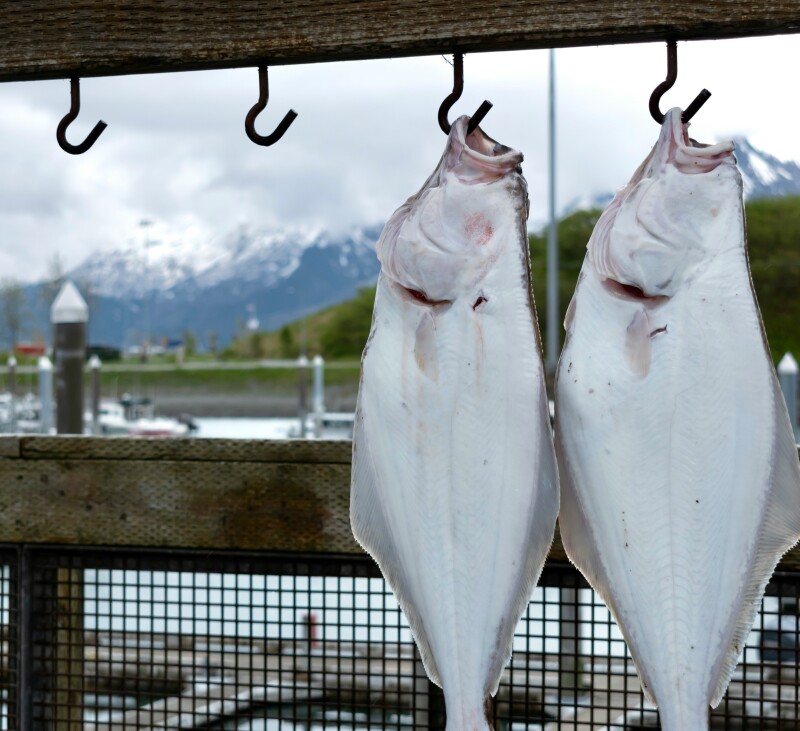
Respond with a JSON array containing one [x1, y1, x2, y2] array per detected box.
[[0, 436, 797, 570], [18, 435, 352, 463], [0, 458, 354, 553], [1, 1, 800, 81]]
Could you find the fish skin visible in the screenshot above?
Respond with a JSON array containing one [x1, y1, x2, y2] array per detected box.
[[555, 108, 800, 731], [350, 116, 559, 731]]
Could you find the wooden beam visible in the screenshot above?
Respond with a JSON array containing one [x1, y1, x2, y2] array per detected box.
[[0, 436, 799, 572], [2, 1, 800, 82]]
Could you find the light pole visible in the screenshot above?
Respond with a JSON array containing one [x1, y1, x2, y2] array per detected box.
[[546, 48, 559, 374], [140, 219, 153, 362]]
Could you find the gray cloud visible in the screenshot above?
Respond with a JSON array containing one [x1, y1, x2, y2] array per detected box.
[[0, 37, 799, 281]]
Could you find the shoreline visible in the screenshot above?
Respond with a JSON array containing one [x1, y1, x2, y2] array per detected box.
[[141, 382, 360, 419]]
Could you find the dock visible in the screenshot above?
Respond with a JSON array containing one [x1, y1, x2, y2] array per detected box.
[[0, 629, 781, 728]]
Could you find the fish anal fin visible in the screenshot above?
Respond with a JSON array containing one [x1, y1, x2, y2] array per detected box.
[[350, 417, 443, 687], [709, 375, 800, 707], [556, 437, 658, 706]]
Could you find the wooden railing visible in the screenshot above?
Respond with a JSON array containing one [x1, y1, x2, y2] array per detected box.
[[1, 435, 799, 570], [1, 2, 799, 82]]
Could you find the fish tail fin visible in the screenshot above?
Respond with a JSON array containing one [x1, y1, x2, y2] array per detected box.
[[657, 702, 710, 731], [444, 722, 493, 731], [443, 709, 493, 731], [441, 692, 494, 731]]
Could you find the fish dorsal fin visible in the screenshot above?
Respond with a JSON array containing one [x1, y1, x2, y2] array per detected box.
[[710, 374, 800, 706], [350, 414, 443, 687]]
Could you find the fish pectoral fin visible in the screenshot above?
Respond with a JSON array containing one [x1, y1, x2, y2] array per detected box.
[[414, 313, 439, 380], [564, 295, 577, 331], [624, 309, 652, 378]]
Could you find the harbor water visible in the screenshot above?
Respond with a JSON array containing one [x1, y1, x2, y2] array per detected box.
[[0, 417, 781, 729]]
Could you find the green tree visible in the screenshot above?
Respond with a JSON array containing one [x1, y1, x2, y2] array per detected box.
[[207, 330, 218, 356], [39, 252, 65, 310], [249, 331, 263, 358], [0, 278, 27, 350], [529, 208, 600, 354], [745, 196, 800, 359], [279, 325, 295, 357], [319, 287, 376, 359], [183, 330, 197, 357]]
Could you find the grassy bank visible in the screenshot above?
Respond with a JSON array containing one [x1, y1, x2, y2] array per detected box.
[[1, 360, 362, 397]]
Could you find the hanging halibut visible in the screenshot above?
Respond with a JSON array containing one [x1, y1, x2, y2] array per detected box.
[[351, 116, 558, 731], [555, 107, 800, 730]]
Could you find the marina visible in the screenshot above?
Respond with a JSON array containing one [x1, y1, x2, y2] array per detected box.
[[0, 436, 791, 730], [0, 3, 799, 728]]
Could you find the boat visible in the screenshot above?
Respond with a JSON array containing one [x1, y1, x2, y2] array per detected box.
[[91, 395, 197, 437], [287, 411, 355, 440]]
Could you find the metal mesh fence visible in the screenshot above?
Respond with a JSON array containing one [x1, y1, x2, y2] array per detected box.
[[0, 546, 797, 729]]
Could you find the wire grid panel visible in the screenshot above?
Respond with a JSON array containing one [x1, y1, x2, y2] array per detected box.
[[0, 551, 17, 731], [19, 549, 800, 730], [27, 549, 434, 731]]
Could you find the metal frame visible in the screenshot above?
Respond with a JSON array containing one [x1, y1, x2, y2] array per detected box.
[[0, 544, 793, 729]]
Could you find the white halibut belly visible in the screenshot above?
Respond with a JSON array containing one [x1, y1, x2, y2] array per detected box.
[[557, 255, 795, 720], [557, 108, 800, 730], [353, 272, 558, 716], [352, 117, 559, 730]]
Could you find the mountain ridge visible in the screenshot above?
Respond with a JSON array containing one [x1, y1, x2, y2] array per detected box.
[[14, 136, 800, 350]]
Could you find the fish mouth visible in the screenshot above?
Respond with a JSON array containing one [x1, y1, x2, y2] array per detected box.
[[661, 108, 735, 175], [444, 116, 523, 182]]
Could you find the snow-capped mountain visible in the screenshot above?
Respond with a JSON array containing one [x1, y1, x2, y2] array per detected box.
[[69, 225, 376, 300], [31, 224, 383, 349], [732, 137, 800, 199], [560, 138, 800, 219], [20, 137, 800, 350]]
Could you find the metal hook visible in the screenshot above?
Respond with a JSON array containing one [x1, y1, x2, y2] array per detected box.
[[245, 66, 298, 146], [649, 40, 711, 125], [56, 78, 107, 155], [438, 53, 493, 135]]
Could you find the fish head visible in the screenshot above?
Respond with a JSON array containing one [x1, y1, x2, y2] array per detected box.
[[377, 116, 526, 307], [587, 107, 739, 301]]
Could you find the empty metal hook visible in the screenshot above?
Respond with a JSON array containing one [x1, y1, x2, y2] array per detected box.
[[438, 53, 493, 135], [649, 40, 711, 125], [56, 78, 107, 155], [245, 66, 298, 146]]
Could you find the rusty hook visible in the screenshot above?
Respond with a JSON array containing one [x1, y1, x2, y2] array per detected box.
[[56, 78, 107, 155], [438, 53, 493, 135], [245, 66, 298, 146], [649, 40, 711, 125]]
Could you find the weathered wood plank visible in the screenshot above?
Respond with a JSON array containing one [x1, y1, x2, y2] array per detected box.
[[0, 458, 354, 553], [1, 1, 800, 82], [19, 435, 352, 464], [1, 435, 799, 571], [0, 437, 20, 459]]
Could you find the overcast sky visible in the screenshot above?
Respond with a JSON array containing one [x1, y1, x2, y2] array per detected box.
[[0, 34, 798, 283]]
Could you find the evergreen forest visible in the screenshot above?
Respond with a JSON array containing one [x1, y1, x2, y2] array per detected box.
[[249, 196, 800, 364]]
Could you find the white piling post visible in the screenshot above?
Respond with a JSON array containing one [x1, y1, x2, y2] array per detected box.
[[312, 355, 325, 438], [297, 354, 309, 439], [38, 356, 54, 434], [89, 354, 102, 435], [7, 355, 16, 432], [778, 352, 799, 442], [51, 281, 88, 434]]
